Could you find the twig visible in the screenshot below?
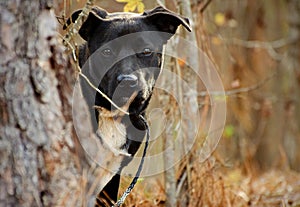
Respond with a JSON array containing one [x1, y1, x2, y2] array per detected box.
[[62, 0, 95, 48], [94, 92, 137, 118], [226, 36, 295, 61], [79, 71, 130, 115], [197, 71, 277, 97], [60, 0, 130, 116], [200, 0, 212, 13], [229, 37, 294, 49], [156, 0, 165, 7], [176, 171, 187, 198], [56, 16, 65, 25]]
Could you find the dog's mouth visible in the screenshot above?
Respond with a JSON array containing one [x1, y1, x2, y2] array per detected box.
[[99, 72, 152, 113], [112, 89, 145, 108], [111, 74, 141, 106]]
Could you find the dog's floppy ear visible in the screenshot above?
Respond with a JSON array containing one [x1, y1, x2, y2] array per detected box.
[[63, 7, 108, 41], [143, 6, 192, 34], [63, 9, 82, 30]]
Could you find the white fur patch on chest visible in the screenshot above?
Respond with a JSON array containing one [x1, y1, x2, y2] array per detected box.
[[95, 106, 129, 157]]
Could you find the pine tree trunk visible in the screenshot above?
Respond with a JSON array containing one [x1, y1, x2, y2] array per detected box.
[[0, 1, 120, 206], [0, 1, 83, 206], [285, 0, 300, 171]]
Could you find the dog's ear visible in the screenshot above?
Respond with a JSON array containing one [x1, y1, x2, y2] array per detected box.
[[63, 9, 82, 30], [143, 6, 192, 34], [63, 7, 108, 41], [78, 9, 107, 41]]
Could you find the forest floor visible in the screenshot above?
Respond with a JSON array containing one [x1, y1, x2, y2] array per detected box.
[[119, 160, 300, 207]]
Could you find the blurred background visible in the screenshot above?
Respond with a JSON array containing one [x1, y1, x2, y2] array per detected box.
[[57, 0, 300, 206]]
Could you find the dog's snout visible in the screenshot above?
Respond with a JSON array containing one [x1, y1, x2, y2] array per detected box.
[[117, 74, 138, 88]]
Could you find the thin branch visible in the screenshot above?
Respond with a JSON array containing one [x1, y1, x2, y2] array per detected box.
[[197, 71, 277, 97], [229, 37, 295, 49], [79, 70, 130, 115], [176, 171, 187, 198], [225, 36, 296, 61], [200, 0, 212, 13], [56, 16, 65, 25], [156, 0, 165, 7], [60, 0, 130, 115], [62, 0, 95, 48]]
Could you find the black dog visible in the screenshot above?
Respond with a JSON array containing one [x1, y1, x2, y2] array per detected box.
[[66, 6, 190, 206]]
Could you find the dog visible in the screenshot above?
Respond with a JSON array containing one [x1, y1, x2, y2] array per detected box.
[[66, 6, 191, 206]]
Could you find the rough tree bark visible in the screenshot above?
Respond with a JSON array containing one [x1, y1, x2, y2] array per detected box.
[[0, 1, 81, 206], [0, 1, 123, 207], [284, 0, 300, 171]]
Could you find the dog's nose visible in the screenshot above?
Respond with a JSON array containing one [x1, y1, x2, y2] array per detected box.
[[117, 74, 138, 88]]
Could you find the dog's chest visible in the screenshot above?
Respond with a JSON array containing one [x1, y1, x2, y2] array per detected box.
[[96, 109, 128, 156]]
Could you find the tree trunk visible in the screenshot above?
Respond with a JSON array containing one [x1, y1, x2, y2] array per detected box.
[[284, 0, 300, 171], [0, 1, 78, 206], [0, 1, 121, 206]]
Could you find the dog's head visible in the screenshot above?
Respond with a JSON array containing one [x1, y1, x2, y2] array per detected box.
[[67, 6, 191, 118]]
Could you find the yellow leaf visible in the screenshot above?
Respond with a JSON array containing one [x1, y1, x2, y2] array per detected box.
[[214, 12, 225, 26], [117, 0, 145, 13], [137, 2, 145, 13], [116, 0, 130, 2], [124, 2, 137, 12]]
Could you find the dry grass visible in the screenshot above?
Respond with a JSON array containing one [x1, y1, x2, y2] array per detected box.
[[118, 158, 300, 207]]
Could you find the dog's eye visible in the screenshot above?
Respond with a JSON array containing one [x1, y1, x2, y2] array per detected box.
[[102, 48, 112, 57], [142, 48, 152, 56]]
